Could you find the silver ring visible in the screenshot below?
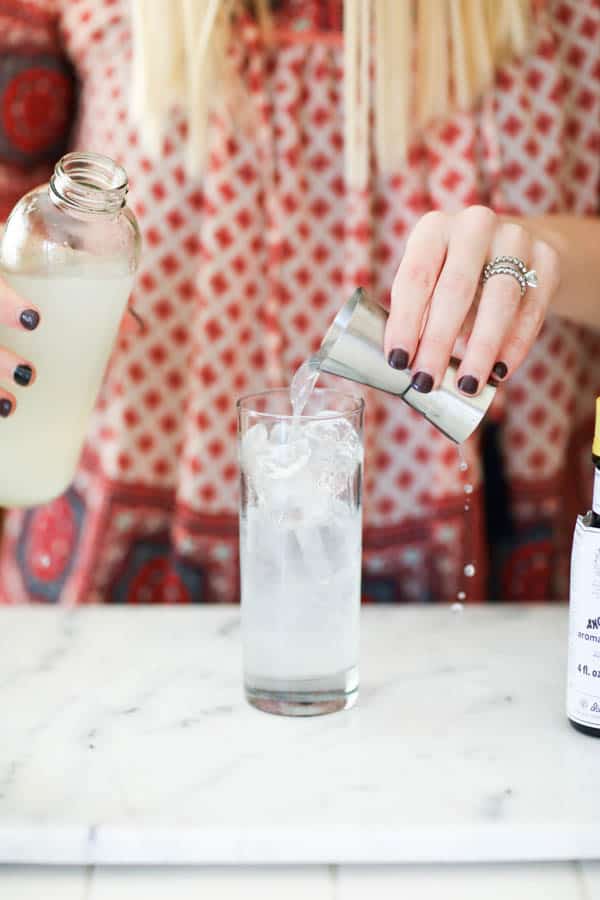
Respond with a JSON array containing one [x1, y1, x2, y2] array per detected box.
[[482, 256, 538, 297]]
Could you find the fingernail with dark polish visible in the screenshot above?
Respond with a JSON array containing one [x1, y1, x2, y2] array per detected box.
[[492, 361, 508, 380], [14, 364, 33, 387], [388, 348, 409, 370], [0, 398, 13, 417], [20, 309, 40, 331], [411, 371, 434, 393], [458, 375, 479, 395]]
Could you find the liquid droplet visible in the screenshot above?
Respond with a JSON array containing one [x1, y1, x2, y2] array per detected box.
[[459, 460, 468, 472], [464, 563, 475, 578], [464, 504, 470, 512], [457, 590, 466, 600], [451, 601, 464, 613], [464, 483, 473, 495]]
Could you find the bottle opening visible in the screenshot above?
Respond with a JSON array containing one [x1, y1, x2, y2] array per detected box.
[[50, 152, 128, 216]]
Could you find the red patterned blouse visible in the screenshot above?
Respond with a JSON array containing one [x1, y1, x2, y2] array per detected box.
[[0, 0, 599, 605]]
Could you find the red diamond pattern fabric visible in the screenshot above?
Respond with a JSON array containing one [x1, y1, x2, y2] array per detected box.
[[1, 0, 600, 604]]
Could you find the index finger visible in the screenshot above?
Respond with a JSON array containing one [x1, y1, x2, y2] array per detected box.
[[384, 211, 449, 370], [0, 276, 41, 331]]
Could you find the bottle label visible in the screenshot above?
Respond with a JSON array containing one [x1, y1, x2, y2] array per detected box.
[[567, 516, 600, 730], [594, 468, 600, 515]]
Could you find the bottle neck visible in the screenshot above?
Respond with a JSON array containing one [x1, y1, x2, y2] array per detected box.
[[49, 152, 128, 217]]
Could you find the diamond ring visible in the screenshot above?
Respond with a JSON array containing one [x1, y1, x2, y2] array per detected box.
[[482, 256, 538, 297]]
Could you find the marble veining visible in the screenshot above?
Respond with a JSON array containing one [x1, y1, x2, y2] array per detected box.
[[0, 605, 598, 864]]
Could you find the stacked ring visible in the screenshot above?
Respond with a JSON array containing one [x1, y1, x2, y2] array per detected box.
[[482, 256, 538, 297]]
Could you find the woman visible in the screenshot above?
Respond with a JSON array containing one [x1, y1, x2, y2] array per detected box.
[[0, 0, 598, 604]]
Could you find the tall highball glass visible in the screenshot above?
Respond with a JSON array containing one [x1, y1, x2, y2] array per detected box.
[[238, 388, 364, 716]]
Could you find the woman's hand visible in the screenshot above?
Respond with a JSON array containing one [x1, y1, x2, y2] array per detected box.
[[0, 276, 40, 417], [384, 206, 561, 395]]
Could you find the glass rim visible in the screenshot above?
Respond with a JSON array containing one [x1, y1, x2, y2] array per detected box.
[[57, 151, 129, 192], [236, 387, 365, 421], [50, 152, 128, 216]]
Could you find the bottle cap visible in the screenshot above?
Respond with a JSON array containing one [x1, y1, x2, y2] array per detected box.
[[594, 397, 600, 457]]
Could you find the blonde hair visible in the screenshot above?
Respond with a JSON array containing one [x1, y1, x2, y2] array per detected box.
[[131, 0, 534, 188]]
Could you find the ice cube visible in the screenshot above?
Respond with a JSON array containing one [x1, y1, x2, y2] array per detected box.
[[303, 416, 362, 476], [248, 434, 312, 511], [261, 437, 311, 479], [304, 416, 360, 452], [292, 524, 334, 584], [240, 423, 269, 470], [317, 522, 344, 572], [243, 421, 312, 488], [319, 505, 360, 568], [270, 421, 291, 444]]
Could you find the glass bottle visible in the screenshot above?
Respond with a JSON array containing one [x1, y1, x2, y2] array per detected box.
[[0, 152, 141, 507], [567, 396, 600, 737]]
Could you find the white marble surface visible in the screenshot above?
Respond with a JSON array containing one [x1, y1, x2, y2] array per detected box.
[[1, 863, 594, 900], [0, 605, 598, 865], [87, 866, 333, 899], [336, 863, 588, 900]]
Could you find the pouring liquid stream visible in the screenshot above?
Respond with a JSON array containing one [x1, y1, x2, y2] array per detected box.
[[291, 356, 477, 607], [290, 354, 322, 418], [457, 443, 476, 606]]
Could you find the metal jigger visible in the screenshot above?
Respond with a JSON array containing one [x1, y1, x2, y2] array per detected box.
[[317, 288, 496, 444]]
